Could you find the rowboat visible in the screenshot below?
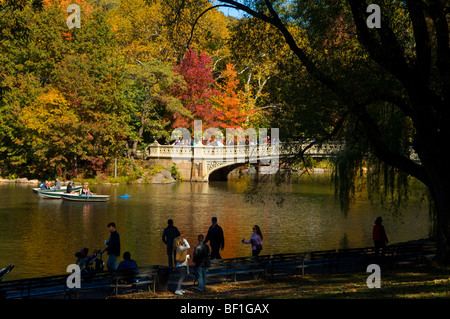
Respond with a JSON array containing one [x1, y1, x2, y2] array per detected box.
[[39, 191, 67, 199], [33, 185, 82, 193], [60, 193, 110, 202]]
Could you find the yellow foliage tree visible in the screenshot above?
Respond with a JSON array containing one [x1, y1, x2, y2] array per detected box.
[[19, 88, 83, 173]]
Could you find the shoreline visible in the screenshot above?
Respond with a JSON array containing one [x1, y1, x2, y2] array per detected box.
[[0, 167, 333, 186]]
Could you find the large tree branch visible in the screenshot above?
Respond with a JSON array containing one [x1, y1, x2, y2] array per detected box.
[[347, 0, 413, 85], [347, 0, 444, 137], [405, 0, 432, 80], [187, 4, 242, 48], [425, 0, 450, 105], [215, 1, 274, 23]]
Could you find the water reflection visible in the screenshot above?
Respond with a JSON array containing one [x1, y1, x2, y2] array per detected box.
[[0, 176, 430, 280]]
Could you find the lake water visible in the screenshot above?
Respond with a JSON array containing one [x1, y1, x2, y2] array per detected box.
[[0, 175, 431, 280]]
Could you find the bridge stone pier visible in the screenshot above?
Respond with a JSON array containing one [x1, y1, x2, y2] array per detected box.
[[138, 141, 344, 182]]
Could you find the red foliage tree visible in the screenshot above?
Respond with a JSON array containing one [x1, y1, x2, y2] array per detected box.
[[171, 48, 222, 130]]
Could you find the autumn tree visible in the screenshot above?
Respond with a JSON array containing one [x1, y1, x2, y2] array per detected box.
[[227, 17, 292, 128], [157, 0, 230, 62], [171, 48, 221, 130], [18, 88, 83, 176], [213, 62, 251, 129], [107, 0, 230, 64]]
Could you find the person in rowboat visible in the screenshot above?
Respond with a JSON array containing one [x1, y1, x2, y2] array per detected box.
[[81, 183, 92, 195], [51, 179, 61, 190], [66, 180, 74, 193]]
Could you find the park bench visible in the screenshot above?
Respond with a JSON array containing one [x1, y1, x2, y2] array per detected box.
[[303, 250, 338, 274], [197, 258, 236, 284], [72, 266, 159, 296], [0, 274, 73, 299], [230, 256, 268, 281], [389, 243, 428, 267], [265, 253, 307, 277], [334, 248, 373, 272], [420, 241, 438, 263], [109, 266, 159, 295], [0, 266, 160, 299], [355, 241, 437, 270], [194, 256, 268, 286]]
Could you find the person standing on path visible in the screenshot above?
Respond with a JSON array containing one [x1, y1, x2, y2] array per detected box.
[[174, 236, 190, 296], [193, 234, 210, 292], [162, 219, 181, 268], [204, 217, 225, 260], [241, 225, 263, 257], [106, 222, 120, 270], [373, 216, 388, 257]]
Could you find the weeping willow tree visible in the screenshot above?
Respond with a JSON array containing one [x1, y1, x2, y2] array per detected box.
[[183, 0, 450, 263], [332, 102, 418, 214]]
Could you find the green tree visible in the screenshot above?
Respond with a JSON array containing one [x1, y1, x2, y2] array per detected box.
[[124, 59, 187, 153]]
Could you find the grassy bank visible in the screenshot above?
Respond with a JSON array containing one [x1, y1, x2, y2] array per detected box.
[[71, 158, 182, 185], [111, 265, 450, 299]]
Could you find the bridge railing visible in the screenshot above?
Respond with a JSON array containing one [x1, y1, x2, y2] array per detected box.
[[137, 141, 345, 161], [135, 141, 421, 166]]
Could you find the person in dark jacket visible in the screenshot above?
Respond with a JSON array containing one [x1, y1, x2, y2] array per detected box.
[[117, 251, 138, 271], [162, 219, 181, 268], [193, 234, 210, 292], [66, 180, 73, 193], [106, 222, 120, 270], [373, 216, 388, 257], [204, 217, 224, 260]]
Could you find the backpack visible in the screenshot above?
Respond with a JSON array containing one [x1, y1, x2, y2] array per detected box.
[[176, 248, 188, 263], [193, 244, 205, 264], [193, 243, 210, 267]]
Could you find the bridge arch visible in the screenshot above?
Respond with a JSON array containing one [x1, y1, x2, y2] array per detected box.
[[206, 162, 260, 181]]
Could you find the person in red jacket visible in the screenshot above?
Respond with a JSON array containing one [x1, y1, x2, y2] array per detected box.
[[373, 216, 388, 257]]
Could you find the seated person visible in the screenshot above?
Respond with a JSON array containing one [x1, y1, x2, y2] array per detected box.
[[117, 252, 139, 284], [40, 180, 49, 190], [66, 180, 73, 193], [51, 179, 61, 190], [81, 183, 92, 195], [118, 252, 138, 271]]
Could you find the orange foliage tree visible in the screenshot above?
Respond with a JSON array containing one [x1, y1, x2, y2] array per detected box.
[[213, 62, 252, 129]]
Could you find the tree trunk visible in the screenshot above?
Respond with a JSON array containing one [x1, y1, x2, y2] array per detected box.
[[433, 192, 450, 264], [422, 159, 450, 264], [132, 107, 148, 157]]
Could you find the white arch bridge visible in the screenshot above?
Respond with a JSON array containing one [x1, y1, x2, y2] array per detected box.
[[134, 141, 341, 181], [136, 141, 419, 181]]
